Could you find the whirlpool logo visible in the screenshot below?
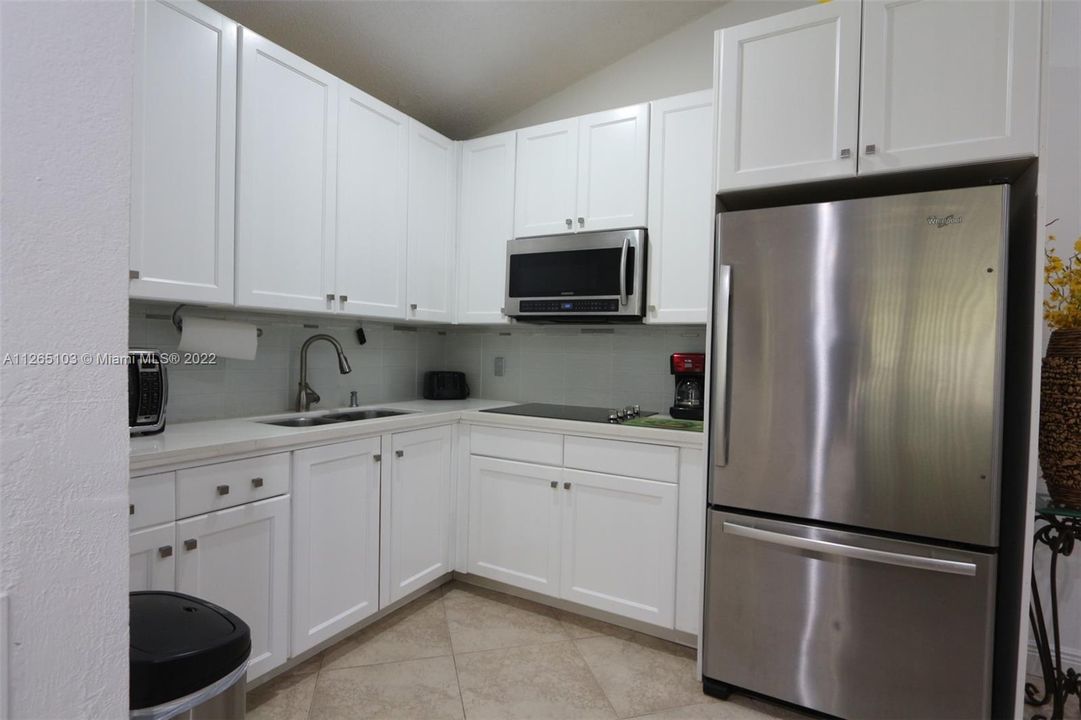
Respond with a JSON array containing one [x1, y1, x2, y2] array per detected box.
[[927, 214, 963, 228]]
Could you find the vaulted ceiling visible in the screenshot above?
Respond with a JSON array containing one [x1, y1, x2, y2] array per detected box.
[[206, 1, 724, 139]]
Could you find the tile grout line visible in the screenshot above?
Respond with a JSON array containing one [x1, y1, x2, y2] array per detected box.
[[569, 637, 624, 720], [444, 597, 469, 720]]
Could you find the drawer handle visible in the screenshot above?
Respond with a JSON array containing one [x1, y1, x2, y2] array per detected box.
[[395, 450, 404, 458], [158, 545, 173, 559], [183, 539, 198, 551], [550, 480, 558, 488], [217, 484, 230, 496], [373, 454, 382, 462], [839, 147, 851, 159], [865, 143, 877, 155], [577, 217, 584, 227], [129, 504, 135, 516], [563, 481, 572, 490], [251, 477, 264, 489]]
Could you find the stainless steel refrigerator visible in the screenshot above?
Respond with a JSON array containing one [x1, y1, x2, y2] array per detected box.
[[704, 186, 1010, 719]]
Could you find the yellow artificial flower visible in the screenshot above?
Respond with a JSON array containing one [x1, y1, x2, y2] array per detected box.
[[1045, 236, 1081, 330]]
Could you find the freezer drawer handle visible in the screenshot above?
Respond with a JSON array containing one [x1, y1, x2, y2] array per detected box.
[[721, 522, 978, 576]]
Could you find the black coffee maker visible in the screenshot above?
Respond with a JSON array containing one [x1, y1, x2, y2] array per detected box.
[[669, 352, 705, 420]]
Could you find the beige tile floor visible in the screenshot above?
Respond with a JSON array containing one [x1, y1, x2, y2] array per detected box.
[[247, 581, 806, 720]]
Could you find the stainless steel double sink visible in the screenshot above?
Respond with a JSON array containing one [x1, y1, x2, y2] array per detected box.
[[260, 409, 409, 428]]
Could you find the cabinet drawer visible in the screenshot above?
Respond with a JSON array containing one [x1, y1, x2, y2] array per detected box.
[[470, 426, 563, 466], [176, 454, 290, 518], [564, 436, 677, 482], [130, 472, 175, 530]]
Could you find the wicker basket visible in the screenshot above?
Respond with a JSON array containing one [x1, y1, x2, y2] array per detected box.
[[1040, 328, 1081, 508]]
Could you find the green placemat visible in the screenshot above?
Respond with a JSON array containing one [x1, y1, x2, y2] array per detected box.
[[623, 416, 703, 432]]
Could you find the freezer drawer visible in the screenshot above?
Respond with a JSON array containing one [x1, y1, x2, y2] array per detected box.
[[703, 510, 995, 719]]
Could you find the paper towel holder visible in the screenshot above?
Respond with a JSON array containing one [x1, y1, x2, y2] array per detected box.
[[171, 304, 263, 338]]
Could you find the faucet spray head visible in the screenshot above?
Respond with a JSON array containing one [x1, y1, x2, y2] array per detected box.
[[337, 350, 352, 375]]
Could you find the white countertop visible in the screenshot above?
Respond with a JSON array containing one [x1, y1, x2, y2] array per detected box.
[[130, 398, 704, 473]]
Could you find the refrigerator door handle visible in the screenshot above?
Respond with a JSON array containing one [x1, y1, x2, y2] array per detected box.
[[721, 521, 978, 576], [714, 264, 732, 467]]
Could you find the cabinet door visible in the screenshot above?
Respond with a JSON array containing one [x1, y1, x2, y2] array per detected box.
[[406, 121, 457, 322], [714, 1, 861, 191], [457, 132, 516, 324], [646, 91, 713, 324], [858, 0, 1041, 174], [130, 0, 236, 304], [384, 426, 453, 604], [129, 523, 176, 592], [561, 469, 678, 627], [176, 495, 290, 681], [292, 438, 381, 654], [236, 29, 337, 313], [336, 83, 409, 319], [514, 118, 578, 237], [576, 104, 649, 232], [468, 456, 561, 596]]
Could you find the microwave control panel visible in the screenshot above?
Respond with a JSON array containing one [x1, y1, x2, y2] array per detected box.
[[519, 299, 620, 313]]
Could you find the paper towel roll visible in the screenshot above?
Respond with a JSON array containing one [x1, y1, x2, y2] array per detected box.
[[178, 317, 258, 360]]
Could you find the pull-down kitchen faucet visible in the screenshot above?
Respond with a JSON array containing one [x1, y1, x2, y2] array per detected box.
[[296, 334, 352, 412]]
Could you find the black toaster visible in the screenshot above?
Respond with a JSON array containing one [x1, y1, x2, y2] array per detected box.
[[423, 371, 470, 400]]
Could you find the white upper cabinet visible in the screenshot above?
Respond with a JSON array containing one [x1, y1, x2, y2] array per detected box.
[[291, 438, 381, 654], [130, 0, 236, 304], [514, 106, 649, 237], [858, 0, 1041, 174], [406, 121, 458, 322], [335, 83, 410, 319], [457, 132, 516, 324], [236, 29, 338, 313], [714, 1, 862, 192], [514, 118, 579, 237], [647, 91, 714, 324], [575, 104, 649, 232]]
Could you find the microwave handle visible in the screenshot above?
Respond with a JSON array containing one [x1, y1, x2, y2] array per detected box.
[[619, 237, 629, 306]]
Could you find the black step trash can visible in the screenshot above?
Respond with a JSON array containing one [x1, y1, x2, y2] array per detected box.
[[130, 592, 251, 720]]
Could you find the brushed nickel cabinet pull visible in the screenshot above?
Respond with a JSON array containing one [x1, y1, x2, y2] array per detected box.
[[129, 270, 141, 280], [326, 293, 336, 302], [395, 449, 404, 458], [865, 144, 877, 155], [563, 482, 572, 490], [410, 303, 418, 311], [129, 504, 135, 515], [565, 218, 573, 228], [251, 477, 264, 489], [184, 539, 198, 551], [373, 454, 382, 462], [550, 480, 558, 488], [217, 484, 230, 496], [340, 295, 348, 303], [158, 545, 173, 559], [577, 217, 584, 227], [839, 148, 851, 159]]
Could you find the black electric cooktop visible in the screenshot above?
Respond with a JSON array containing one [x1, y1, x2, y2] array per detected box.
[[481, 403, 657, 424]]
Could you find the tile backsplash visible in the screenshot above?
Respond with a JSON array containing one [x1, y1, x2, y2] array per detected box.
[[130, 301, 705, 422]]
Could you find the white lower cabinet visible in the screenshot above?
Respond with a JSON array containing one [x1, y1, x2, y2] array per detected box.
[[561, 469, 678, 627], [292, 438, 381, 654], [468, 457, 562, 596], [129, 522, 176, 592], [467, 439, 681, 630], [383, 425, 454, 604], [176, 494, 290, 681]]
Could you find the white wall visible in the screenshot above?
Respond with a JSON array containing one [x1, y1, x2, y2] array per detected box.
[[0, 2, 133, 717], [1031, 0, 1081, 673], [476, 0, 813, 137]]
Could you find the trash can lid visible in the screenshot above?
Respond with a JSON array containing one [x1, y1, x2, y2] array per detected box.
[[130, 591, 251, 710]]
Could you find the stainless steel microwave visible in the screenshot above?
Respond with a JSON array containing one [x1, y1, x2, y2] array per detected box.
[[504, 228, 647, 322]]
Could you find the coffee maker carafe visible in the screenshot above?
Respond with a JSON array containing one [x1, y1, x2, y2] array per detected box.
[[670, 352, 705, 420]]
